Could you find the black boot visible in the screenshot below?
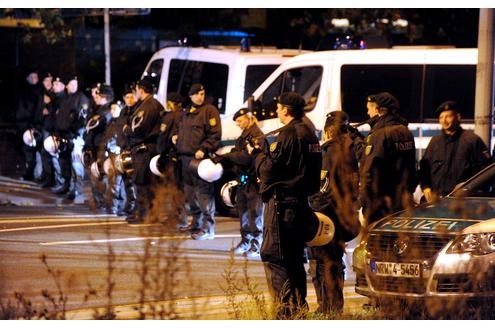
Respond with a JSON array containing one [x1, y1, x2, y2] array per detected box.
[[51, 181, 70, 194]]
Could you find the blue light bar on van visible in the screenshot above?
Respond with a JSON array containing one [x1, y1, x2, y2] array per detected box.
[[199, 30, 255, 38]]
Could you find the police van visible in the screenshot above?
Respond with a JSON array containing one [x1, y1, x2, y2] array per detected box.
[[142, 45, 307, 146], [247, 47, 478, 159], [142, 45, 307, 214]]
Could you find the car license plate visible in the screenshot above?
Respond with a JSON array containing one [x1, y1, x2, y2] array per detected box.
[[370, 260, 420, 278]]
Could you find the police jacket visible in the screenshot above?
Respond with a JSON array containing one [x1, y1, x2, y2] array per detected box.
[[83, 102, 112, 153], [255, 118, 322, 201], [359, 113, 417, 207], [54, 91, 89, 139], [16, 82, 43, 132], [127, 95, 163, 149], [175, 102, 222, 157], [102, 118, 121, 155], [222, 123, 266, 180], [115, 104, 136, 150], [156, 110, 182, 154], [419, 127, 491, 196]]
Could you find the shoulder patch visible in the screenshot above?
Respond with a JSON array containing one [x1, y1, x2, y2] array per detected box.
[[209, 118, 217, 127], [270, 141, 279, 153], [365, 145, 373, 156], [320, 170, 328, 181], [160, 123, 168, 132]]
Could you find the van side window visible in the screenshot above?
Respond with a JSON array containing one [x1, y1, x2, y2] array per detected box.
[[423, 65, 476, 121], [341, 65, 422, 123], [167, 59, 229, 114], [244, 65, 279, 102], [255, 66, 323, 121], [144, 59, 164, 93]]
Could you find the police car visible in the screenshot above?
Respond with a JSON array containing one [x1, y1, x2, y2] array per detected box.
[[353, 163, 495, 318]]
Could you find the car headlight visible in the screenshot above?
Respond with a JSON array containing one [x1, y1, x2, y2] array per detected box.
[[447, 233, 495, 255]]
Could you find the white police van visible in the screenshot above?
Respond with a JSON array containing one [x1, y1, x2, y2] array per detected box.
[[247, 47, 478, 159], [142, 45, 307, 214]]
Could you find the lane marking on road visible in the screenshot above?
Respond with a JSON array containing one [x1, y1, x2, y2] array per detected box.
[[0, 221, 125, 233], [0, 215, 122, 223], [39, 234, 242, 246]]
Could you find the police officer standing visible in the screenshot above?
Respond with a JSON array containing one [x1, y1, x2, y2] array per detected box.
[[419, 101, 491, 201], [16, 69, 43, 181], [115, 86, 138, 217], [218, 108, 265, 258], [124, 78, 162, 224], [248, 92, 322, 319], [83, 84, 113, 210], [308, 111, 361, 315], [172, 83, 222, 240], [360, 92, 417, 225]]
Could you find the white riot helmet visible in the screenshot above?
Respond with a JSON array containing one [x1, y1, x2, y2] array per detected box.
[[103, 157, 115, 176], [305, 212, 335, 247], [43, 135, 59, 156], [220, 180, 239, 208], [189, 158, 223, 183], [149, 154, 165, 177], [114, 150, 134, 175], [23, 128, 41, 147]]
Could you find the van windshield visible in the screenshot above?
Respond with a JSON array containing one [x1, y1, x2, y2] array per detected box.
[[255, 66, 323, 121], [167, 59, 229, 114], [244, 65, 279, 102], [144, 59, 164, 92]]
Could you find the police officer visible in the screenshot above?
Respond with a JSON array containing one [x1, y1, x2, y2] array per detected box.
[[124, 78, 162, 224], [308, 111, 361, 315], [48, 76, 70, 194], [115, 86, 138, 217], [156, 92, 188, 228], [248, 92, 322, 319], [218, 108, 265, 257], [16, 69, 43, 181], [360, 92, 417, 225], [83, 84, 113, 210], [38, 72, 56, 188], [101, 100, 126, 214], [172, 83, 222, 240], [419, 101, 491, 201], [63, 76, 90, 202]]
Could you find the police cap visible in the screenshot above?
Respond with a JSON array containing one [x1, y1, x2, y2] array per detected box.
[[97, 84, 114, 98], [277, 92, 306, 110], [122, 84, 135, 97], [188, 83, 205, 96], [167, 92, 184, 104], [53, 76, 65, 85], [435, 100, 459, 116], [367, 92, 400, 111], [40, 71, 53, 80], [325, 110, 350, 129], [66, 75, 77, 83], [136, 77, 155, 94], [233, 108, 249, 121]]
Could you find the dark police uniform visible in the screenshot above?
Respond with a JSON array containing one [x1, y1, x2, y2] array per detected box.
[[115, 98, 137, 216], [126, 93, 163, 223], [254, 113, 322, 319], [307, 111, 361, 315], [220, 109, 265, 256], [175, 89, 221, 238], [419, 101, 491, 197], [84, 98, 112, 209], [360, 93, 417, 225], [16, 78, 43, 181]]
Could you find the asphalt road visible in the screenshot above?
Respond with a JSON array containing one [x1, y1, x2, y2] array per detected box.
[[0, 176, 366, 319]]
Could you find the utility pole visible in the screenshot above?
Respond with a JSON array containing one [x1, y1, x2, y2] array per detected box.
[[104, 8, 111, 85], [474, 8, 495, 150]]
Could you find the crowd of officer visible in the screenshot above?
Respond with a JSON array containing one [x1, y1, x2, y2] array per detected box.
[[15, 68, 492, 318]]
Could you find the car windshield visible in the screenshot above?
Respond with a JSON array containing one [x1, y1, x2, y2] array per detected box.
[[451, 164, 495, 198]]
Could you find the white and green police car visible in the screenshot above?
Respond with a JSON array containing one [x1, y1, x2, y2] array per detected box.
[[353, 163, 495, 318]]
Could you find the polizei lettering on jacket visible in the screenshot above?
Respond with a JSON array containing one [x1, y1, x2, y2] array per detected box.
[[375, 218, 476, 232]]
